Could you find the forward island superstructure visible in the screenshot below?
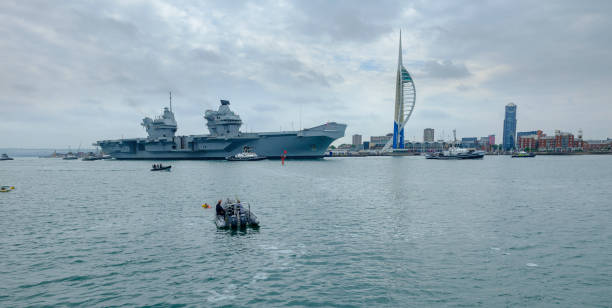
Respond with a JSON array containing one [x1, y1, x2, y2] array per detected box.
[[96, 99, 346, 159]]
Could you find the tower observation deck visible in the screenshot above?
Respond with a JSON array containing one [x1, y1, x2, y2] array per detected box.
[[382, 30, 416, 152]]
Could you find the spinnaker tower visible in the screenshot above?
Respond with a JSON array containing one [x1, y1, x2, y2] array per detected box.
[[382, 30, 416, 152]]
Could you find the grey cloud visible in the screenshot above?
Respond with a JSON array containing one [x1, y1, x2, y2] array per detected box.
[[456, 84, 472, 92], [289, 0, 403, 43], [190, 47, 226, 65], [422, 60, 470, 79], [418, 108, 452, 120], [1, 0, 612, 147]]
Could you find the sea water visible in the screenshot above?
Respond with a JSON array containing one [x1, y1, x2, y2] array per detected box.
[[1, 156, 611, 306]]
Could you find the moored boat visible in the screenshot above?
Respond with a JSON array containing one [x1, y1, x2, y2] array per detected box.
[[81, 153, 100, 161], [426, 148, 485, 160], [0, 154, 14, 161], [62, 153, 78, 160], [512, 151, 536, 158]]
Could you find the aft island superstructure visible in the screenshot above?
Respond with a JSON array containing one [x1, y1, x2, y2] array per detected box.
[[96, 100, 346, 159]]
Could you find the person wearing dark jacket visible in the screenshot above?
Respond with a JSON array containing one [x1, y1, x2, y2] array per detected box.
[[215, 200, 225, 216]]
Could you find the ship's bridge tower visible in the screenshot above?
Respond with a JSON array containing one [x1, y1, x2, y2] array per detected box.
[[141, 107, 177, 140], [204, 100, 243, 137]]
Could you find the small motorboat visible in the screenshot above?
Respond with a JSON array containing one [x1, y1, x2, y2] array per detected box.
[[0, 186, 15, 192], [512, 151, 536, 158], [0, 154, 14, 161], [226, 146, 266, 161], [215, 199, 259, 229], [151, 164, 172, 171]]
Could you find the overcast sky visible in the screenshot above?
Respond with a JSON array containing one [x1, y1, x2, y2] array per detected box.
[[1, 0, 611, 148]]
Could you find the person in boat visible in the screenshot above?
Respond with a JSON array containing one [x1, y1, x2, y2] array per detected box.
[[216, 200, 225, 216]]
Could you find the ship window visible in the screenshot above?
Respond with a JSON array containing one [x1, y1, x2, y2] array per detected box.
[[138, 144, 145, 151], [172, 145, 176, 149]]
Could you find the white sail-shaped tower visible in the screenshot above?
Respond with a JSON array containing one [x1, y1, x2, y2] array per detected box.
[[383, 31, 416, 152]]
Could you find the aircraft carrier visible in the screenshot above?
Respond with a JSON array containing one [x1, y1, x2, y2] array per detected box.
[[95, 99, 346, 159]]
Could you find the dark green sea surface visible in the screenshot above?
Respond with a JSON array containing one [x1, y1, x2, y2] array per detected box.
[[1, 156, 611, 307]]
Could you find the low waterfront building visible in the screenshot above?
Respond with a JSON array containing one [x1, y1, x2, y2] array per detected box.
[[517, 130, 583, 152], [370, 134, 393, 149], [584, 139, 612, 151], [517, 131, 538, 143], [461, 137, 478, 148], [404, 141, 449, 153], [488, 135, 496, 146], [518, 135, 538, 150]]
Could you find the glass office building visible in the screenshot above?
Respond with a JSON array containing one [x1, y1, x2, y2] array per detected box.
[[503, 103, 517, 151]]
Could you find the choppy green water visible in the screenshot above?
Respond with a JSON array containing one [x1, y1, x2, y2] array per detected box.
[[1, 156, 611, 306]]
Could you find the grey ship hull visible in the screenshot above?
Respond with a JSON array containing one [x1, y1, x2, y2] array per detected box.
[[97, 122, 346, 160]]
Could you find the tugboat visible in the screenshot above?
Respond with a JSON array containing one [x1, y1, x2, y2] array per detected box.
[[151, 164, 171, 171], [62, 152, 78, 160], [426, 147, 485, 160], [0, 154, 14, 161], [226, 146, 266, 161], [215, 199, 259, 229], [81, 152, 100, 161], [511, 151, 536, 158]]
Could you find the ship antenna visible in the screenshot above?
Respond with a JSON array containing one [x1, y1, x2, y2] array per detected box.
[[169, 91, 172, 111]]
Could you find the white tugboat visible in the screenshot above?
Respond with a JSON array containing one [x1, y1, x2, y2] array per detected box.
[[62, 152, 78, 160], [225, 146, 266, 161]]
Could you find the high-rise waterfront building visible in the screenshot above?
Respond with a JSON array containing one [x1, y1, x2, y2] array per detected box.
[[503, 103, 517, 151], [423, 128, 434, 142], [352, 134, 362, 148]]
